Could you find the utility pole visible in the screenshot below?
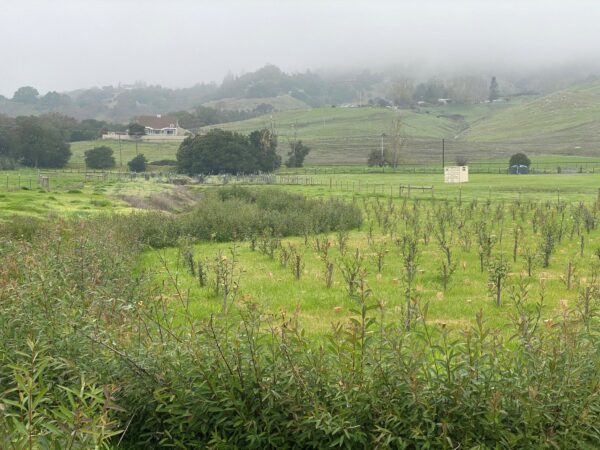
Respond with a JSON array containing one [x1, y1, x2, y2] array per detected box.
[[381, 133, 386, 167], [442, 138, 445, 169], [118, 134, 122, 168]]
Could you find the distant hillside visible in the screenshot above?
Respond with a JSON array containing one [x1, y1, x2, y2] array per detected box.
[[200, 107, 464, 164], [0, 65, 375, 123], [465, 80, 600, 142], [200, 83, 600, 164], [203, 94, 309, 112]]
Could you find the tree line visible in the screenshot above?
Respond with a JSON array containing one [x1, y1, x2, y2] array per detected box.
[[0, 112, 308, 172]]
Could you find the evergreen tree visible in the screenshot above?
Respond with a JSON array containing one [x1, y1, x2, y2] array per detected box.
[[13, 116, 71, 168], [285, 140, 310, 168], [489, 76, 500, 102]]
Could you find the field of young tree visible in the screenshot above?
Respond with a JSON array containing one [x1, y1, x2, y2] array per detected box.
[[2, 170, 600, 447]]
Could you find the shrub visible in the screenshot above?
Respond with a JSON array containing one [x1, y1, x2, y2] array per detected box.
[[285, 140, 310, 168], [0, 156, 16, 170], [128, 153, 148, 172], [149, 159, 177, 166], [84, 146, 116, 169], [456, 155, 468, 166], [509, 152, 531, 168], [367, 148, 394, 167]]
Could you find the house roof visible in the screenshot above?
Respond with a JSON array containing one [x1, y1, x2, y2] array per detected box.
[[137, 115, 178, 129]]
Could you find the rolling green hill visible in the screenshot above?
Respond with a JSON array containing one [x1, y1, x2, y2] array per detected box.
[[201, 107, 465, 164], [203, 94, 309, 112], [465, 80, 600, 141], [200, 81, 600, 164]]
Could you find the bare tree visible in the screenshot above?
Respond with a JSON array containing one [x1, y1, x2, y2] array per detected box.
[[390, 118, 405, 168]]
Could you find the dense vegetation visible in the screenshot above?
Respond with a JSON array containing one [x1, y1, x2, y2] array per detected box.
[[114, 187, 363, 247], [0, 115, 72, 168], [177, 128, 281, 174], [2, 190, 600, 447]]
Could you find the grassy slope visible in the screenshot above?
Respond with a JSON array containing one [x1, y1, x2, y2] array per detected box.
[[196, 81, 600, 163], [69, 140, 180, 169], [203, 94, 309, 111], [0, 170, 186, 219], [465, 80, 600, 141], [201, 107, 464, 164]]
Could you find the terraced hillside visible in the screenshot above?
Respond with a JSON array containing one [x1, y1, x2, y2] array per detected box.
[[465, 80, 600, 141], [200, 80, 600, 164], [201, 107, 465, 164]]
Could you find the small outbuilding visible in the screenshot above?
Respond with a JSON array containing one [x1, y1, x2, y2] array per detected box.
[[509, 165, 529, 174], [444, 166, 469, 183]]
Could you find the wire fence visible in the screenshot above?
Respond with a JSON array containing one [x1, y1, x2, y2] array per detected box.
[[1, 167, 598, 204]]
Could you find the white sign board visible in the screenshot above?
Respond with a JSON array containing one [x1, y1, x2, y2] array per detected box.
[[444, 166, 469, 183]]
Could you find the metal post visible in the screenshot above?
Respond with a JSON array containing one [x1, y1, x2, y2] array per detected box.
[[442, 138, 445, 169], [118, 134, 122, 168], [381, 133, 385, 166]]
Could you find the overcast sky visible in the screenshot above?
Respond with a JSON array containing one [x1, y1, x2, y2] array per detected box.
[[1, 0, 600, 96]]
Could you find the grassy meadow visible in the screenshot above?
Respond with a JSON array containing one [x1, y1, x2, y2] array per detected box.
[[69, 139, 180, 169]]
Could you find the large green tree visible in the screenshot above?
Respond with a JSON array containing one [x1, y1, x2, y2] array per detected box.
[[12, 86, 39, 104], [13, 116, 71, 168], [285, 140, 310, 168], [177, 128, 280, 174], [249, 128, 281, 172], [127, 122, 145, 136], [0, 129, 13, 158], [489, 76, 500, 102], [84, 146, 116, 169]]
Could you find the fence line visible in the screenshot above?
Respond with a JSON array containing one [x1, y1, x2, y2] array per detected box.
[[0, 170, 595, 204]]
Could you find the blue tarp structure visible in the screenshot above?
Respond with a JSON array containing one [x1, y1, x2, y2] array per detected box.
[[509, 164, 529, 174]]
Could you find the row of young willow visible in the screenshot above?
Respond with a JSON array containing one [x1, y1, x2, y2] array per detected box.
[[0, 192, 600, 448]]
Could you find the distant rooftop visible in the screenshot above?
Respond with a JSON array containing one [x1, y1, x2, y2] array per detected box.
[[137, 114, 178, 129]]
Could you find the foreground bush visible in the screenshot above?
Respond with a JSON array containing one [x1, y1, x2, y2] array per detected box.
[[1, 210, 600, 448], [114, 187, 363, 247]]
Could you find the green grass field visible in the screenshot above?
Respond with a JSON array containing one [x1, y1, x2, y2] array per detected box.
[[3, 169, 600, 220], [465, 80, 600, 141], [0, 169, 196, 219], [69, 140, 180, 169]]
